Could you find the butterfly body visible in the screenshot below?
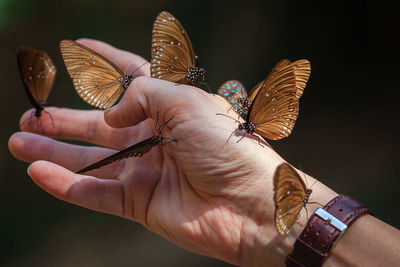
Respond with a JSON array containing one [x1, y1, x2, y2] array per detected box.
[[187, 66, 206, 85], [34, 102, 45, 117], [118, 75, 134, 90], [237, 97, 251, 118], [238, 121, 257, 135], [16, 46, 56, 121]]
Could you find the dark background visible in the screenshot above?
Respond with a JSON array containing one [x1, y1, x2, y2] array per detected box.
[[1, 0, 399, 266]]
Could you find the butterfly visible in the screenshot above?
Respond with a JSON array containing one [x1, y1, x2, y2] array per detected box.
[[151, 11, 208, 89], [273, 162, 312, 235], [77, 116, 176, 174], [217, 80, 249, 119], [16, 46, 56, 120], [219, 59, 310, 142], [59, 40, 134, 109]]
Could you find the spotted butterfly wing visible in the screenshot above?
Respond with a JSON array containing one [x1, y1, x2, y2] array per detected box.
[[60, 40, 133, 109], [217, 80, 248, 116], [240, 60, 300, 140], [151, 11, 206, 85], [247, 59, 310, 103], [77, 135, 163, 174], [274, 163, 310, 235], [16, 46, 56, 116]]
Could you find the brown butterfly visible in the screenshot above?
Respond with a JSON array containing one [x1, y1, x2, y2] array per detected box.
[[77, 116, 176, 174], [16, 46, 56, 119], [218, 59, 310, 142], [60, 40, 134, 109], [273, 162, 312, 235], [218, 60, 310, 124], [151, 11, 208, 88]]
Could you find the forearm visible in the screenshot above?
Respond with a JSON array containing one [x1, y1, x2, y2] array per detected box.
[[325, 215, 400, 266], [239, 168, 400, 267]]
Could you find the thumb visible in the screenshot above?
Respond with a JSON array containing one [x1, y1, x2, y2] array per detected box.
[[104, 76, 207, 129]]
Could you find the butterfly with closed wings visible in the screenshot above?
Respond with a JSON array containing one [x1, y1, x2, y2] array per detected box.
[[77, 115, 176, 174], [60, 40, 137, 110], [151, 11, 209, 91], [16, 46, 57, 129], [273, 162, 312, 235]]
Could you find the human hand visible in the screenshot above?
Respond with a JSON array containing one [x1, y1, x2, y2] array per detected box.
[[8, 38, 336, 266]]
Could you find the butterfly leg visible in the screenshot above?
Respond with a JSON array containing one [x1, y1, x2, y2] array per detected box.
[[236, 132, 247, 143], [175, 76, 188, 86], [225, 129, 237, 144], [197, 81, 213, 95], [162, 138, 178, 146], [36, 117, 45, 135], [43, 110, 55, 128], [20, 111, 35, 128], [256, 136, 265, 148]]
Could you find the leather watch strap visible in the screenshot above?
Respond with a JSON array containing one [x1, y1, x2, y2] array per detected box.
[[286, 194, 371, 267]]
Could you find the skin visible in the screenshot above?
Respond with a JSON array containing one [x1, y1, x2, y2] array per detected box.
[[8, 39, 400, 266]]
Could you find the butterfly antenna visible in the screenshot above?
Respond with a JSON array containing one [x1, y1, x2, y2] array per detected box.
[[215, 113, 241, 123], [197, 81, 213, 95], [159, 116, 174, 130], [162, 138, 178, 146], [130, 61, 149, 77], [310, 179, 319, 189]]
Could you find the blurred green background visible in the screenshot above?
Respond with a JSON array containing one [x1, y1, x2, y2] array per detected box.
[[1, 0, 399, 266]]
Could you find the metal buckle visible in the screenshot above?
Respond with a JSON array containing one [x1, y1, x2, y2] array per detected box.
[[314, 208, 347, 232]]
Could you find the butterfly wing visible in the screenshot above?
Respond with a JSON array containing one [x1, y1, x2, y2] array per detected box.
[[60, 40, 125, 109], [292, 59, 311, 99], [248, 59, 299, 140], [151, 11, 196, 82], [274, 163, 307, 235], [16, 47, 56, 108], [217, 80, 247, 114], [77, 136, 159, 174]]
